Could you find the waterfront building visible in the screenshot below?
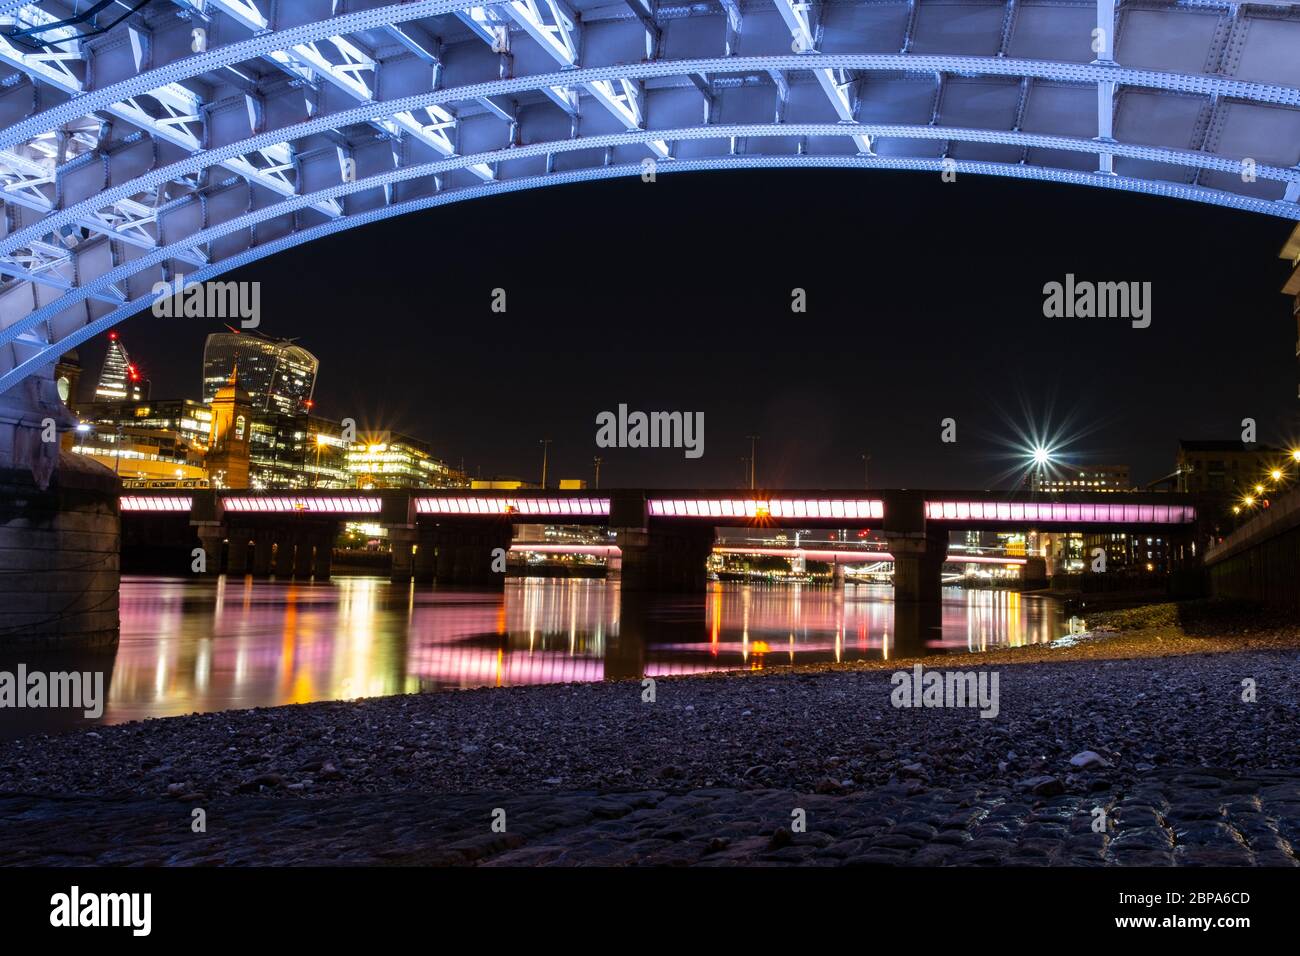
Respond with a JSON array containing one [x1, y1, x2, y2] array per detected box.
[[347, 431, 464, 489], [247, 414, 353, 490], [73, 389, 211, 487], [1038, 464, 1132, 494], [74, 398, 213, 457], [1081, 532, 1170, 574], [1175, 440, 1287, 496], [202, 328, 318, 415]]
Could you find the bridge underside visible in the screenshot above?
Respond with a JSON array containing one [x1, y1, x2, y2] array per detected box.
[[0, 0, 1298, 443]]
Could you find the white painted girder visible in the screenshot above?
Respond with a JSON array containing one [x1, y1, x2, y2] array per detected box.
[[2, 0, 1300, 393]]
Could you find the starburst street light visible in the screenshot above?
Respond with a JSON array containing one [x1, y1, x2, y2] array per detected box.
[[982, 396, 1105, 492], [1026, 444, 1057, 492]]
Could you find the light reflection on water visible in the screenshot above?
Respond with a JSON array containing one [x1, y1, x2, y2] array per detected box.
[[0, 576, 1083, 735]]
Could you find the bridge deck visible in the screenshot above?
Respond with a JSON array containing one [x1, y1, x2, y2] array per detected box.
[[118, 488, 1197, 532]]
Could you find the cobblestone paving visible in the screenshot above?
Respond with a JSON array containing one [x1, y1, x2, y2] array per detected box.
[[2, 767, 1297, 866]]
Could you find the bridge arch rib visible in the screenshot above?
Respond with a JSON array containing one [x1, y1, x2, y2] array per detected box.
[[1, 0, 1299, 401]]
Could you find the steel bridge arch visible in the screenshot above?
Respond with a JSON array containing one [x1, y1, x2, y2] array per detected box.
[[2, 0, 1299, 398]]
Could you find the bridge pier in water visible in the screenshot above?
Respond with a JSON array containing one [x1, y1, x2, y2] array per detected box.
[[193, 525, 340, 581], [607, 491, 715, 593], [226, 535, 250, 576], [881, 492, 948, 654], [434, 520, 514, 587], [389, 520, 513, 587], [611, 526, 715, 592]]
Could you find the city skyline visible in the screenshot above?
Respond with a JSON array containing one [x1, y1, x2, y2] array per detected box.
[[4, 0, 1300, 899], [76, 171, 1297, 490]]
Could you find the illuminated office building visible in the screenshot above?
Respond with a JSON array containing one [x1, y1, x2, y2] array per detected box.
[[75, 398, 213, 452], [70, 398, 210, 486], [1039, 464, 1131, 494], [244, 418, 465, 490], [202, 328, 318, 415], [94, 332, 148, 401], [1081, 532, 1170, 574], [248, 415, 352, 490], [347, 432, 463, 489]]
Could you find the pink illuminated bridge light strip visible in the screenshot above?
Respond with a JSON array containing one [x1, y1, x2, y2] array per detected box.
[[924, 501, 1196, 523], [221, 496, 382, 514], [416, 497, 611, 517], [119, 495, 193, 512], [648, 498, 885, 519], [713, 546, 1025, 566]]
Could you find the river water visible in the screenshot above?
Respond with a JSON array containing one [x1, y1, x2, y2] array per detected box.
[[0, 575, 1085, 736]]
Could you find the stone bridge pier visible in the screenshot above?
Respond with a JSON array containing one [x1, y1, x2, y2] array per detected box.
[[388, 518, 514, 587], [607, 492, 715, 592], [882, 491, 947, 656], [219, 522, 338, 580], [186, 492, 339, 580], [0, 374, 119, 648]]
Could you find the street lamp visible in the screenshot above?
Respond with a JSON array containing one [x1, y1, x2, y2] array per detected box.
[[592, 456, 602, 489]]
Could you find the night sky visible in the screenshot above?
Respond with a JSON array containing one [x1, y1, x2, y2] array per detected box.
[[81, 168, 1298, 490]]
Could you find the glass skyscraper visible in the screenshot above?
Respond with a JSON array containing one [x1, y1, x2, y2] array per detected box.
[[94, 332, 147, 401], [202, 328, 318, 415]]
